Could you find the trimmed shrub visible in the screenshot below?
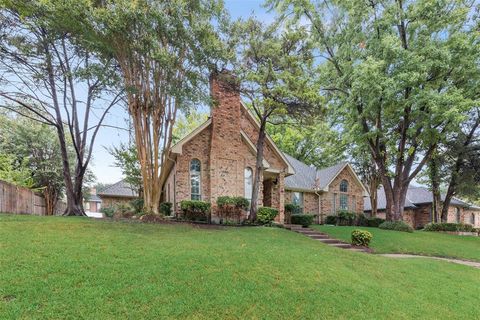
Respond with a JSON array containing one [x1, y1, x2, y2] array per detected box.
[[180, 200, 210, 221], [325, 215, 337, 225], [100, 206, 115, 218], [256, 207, 279, 225], [367, 217, 385, 227], [356, 214, 368, 227], [291, 214, 315, 227], [379, 221, 413, 233], [423, 223, 474, 232], [216, 196, 249, 224], [337, 210, 356, 226], [351, 229, 373, 247], [130, 198, 144, 215], [284, 203, 302, 224], [160, 202, 173, 216]]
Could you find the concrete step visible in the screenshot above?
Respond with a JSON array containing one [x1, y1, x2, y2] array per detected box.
[[329, 243, 352, 248], [308, 234, 330, 239], [316, 238, 342, 244]]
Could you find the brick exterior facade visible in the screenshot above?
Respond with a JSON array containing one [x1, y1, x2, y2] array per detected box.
[[285, 166, 365, 222], [163, 72, 288, 223]]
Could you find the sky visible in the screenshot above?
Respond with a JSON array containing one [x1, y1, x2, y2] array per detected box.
[[91, 0, 272, 184]]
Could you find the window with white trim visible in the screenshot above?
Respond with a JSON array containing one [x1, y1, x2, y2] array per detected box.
[[190, 159, 201, 200], [292, 192, 304, 212], [244, 167, 253, 205], [340, 180, 348, 192], [456, 207, 461, 223], [470, 213, 475, 225], [340, 194, 348, 211]]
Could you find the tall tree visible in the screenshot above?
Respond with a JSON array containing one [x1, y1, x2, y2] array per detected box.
[[0, 113, 66, 215], [267, 118, 346, 169], [0, 1, 122, 216], [273, 0, 480, 221], [172, 110, 209, 144], [108, 143, 142, 196], [92, 0, 226, 214], [229, 18, 321, 220]]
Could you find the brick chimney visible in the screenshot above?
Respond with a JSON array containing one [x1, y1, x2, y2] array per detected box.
[[208, 70, 243, 204]]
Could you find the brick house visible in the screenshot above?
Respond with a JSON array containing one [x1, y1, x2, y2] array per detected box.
[[97, 180, 138, 208], [364, 186, 480, 228], [159, 72, 367, 223]]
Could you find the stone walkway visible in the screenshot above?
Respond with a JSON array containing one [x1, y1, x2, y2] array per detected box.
[[379, 254, 480, 269], [285, 224, 480, 269], [285, 224, 373, 253]]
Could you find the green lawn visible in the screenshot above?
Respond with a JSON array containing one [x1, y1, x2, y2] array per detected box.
[[313, 225, 480, 262], [1, 215, 479, 319]]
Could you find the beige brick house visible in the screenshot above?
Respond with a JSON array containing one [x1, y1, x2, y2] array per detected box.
[[159, 72, 367, 223]]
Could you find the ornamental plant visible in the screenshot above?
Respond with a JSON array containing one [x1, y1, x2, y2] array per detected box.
[[256, 207, 279, 225], [351, 229, 373, 247]]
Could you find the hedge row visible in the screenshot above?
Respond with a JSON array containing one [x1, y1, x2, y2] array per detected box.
[[423, 222, 475, 232]]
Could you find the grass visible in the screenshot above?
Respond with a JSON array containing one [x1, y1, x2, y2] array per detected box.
[[0, 215, 479, 319], [313, 225, 480, 262]]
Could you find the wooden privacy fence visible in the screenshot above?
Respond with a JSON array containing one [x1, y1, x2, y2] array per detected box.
[[0, 180, 66, 215]]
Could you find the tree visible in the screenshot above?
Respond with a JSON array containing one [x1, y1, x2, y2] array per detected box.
[[273, 0, 480, 221], [172, 110, 209, 144], [108, 143, 142, 196], [91, 0, 226, 214], [229, 18, 321, 220], [0, 113, 66, 215], [0, 1, 123, 216], [0, 154, 34, 189], [267, 118, 346, 169]]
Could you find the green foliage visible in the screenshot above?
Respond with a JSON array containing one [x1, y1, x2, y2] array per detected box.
[[356, 214, 368, 227], [216, 196, 249, 209], [180, 200, 210, 221], [424, 223, 474, 232], [130, 198, 144, 215], [159, 202, 173, 216], [0, 154, 34, 188], [109, 144, 142, 196], [379, 221, 414, 233], [172, 110, 209, 144], [351, 229, 373, 247], [337, 211, 356, 226], [284, 203, 302, 215], [256, 207, 279, 225], [100, 206, 115, 218], [367, 217, 386, 228], [325, 215, 337, 225], [291, 214, 315, 227]]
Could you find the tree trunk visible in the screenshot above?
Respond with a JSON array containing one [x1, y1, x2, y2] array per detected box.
[[429, 153, 442, 223], [382, 178, 408, 221], [43, 187, 58, 216], [250, 119, 267, 221], [370, 188, 378, 217]]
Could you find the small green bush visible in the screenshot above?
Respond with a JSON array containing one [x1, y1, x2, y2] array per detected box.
[[291, 214, 315, 227], [130, 198, 144, 214], [424, 223, 474, 232], [356, 214, 368, 226], [180, 200, 210, 221], [325, 215, 337, 225], [256, 207, 279, 225], [337, 210, 356, 226], [284, 203, 302, 215], [351, 229, 373, 247], [217, 196, 249, 209], [367, 217, 385, 227], [379, 221, 413, 233], [160, 202, 173, 216], [100, 206, 115, 218]]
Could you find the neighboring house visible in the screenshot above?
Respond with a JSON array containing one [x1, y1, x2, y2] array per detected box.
[[97, 180, 138, 208], [159, 71, 366, 223], [84, 188, 102, 213], [364, 186, 480, 228]]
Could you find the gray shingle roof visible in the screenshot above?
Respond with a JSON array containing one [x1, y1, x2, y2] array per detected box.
[[97, 180, 138, 198], [364, 186, 472, 211], [284, 153, 348, 191], [88, 194, 102, 202]]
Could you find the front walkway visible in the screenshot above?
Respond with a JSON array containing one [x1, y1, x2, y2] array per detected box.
[[379, 254, 480, 269]]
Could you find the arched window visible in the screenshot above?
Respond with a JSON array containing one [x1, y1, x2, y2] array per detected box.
[[244, 167, 253, 204], [190, 159, 201, 200], [340, 180, 348, 192], [456, 207, 461, 223], [470, 213, 475, 225]]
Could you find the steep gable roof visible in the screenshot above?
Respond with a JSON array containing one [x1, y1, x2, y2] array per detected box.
[[98, 180, 138, 198], [284, 154, 366, 193], [364, 186, 474, 211]]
